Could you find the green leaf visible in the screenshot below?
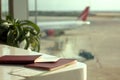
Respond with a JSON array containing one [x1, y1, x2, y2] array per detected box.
[[0, 15, 41, 52], [20, 20, 40, 34]]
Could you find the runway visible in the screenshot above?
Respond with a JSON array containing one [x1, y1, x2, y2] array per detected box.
[[36, 16, 120, 80]]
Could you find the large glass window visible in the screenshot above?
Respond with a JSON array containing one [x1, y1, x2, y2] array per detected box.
[[28, 0, 39, 23], [1, 0, 8, 19]]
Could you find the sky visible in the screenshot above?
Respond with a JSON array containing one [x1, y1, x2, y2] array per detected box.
[[28, 0, 120, 11], [2, 0, 120, 11]]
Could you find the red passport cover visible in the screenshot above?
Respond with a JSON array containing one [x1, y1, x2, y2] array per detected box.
[[0, 55, 40, 64], [25, 59, 76, 71]]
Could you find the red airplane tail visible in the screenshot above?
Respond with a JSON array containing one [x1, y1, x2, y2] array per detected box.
[[78, 6, 90, 21]]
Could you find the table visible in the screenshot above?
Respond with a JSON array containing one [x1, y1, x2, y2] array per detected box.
[[0, 44, 87, 80]]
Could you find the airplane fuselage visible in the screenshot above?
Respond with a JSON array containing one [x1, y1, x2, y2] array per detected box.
[[38, 20, 90, 31]]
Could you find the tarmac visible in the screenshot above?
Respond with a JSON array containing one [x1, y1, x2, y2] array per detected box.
[[39, 16, 120, 80]]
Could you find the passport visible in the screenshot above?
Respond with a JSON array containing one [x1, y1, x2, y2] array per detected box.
[[25, 59, 77, 71], [0, 55, 77, 71], [0, 55, 40, 64]]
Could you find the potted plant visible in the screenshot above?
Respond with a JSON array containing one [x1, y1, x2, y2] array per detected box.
[[0, 15, 41, 52]]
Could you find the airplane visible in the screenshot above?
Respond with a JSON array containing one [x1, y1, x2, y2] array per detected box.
[[37, 6, 90, 36]]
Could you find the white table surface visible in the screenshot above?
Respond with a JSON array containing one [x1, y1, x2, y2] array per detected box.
[[0, 44, 87, 80]]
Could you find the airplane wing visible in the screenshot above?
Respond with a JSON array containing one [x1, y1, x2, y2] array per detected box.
[[37, 6, 90, 36]]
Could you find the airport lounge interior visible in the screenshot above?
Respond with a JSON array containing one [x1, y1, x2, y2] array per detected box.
[[0, 0, 120, 80]]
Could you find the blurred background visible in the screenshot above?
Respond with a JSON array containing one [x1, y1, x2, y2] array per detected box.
[[0, 0, 120, 80]]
